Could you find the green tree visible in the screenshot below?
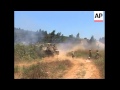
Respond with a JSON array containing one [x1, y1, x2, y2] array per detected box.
[[50, 30, 56, 43], [76, 33, 80, 39], [89, 35, 96, 43], [69, 34, 73, 38]]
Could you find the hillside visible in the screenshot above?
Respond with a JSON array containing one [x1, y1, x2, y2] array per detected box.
[[14, 49, 104, 79], [14, 27, 105, 79]]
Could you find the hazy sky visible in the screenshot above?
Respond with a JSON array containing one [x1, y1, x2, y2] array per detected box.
[[14, 11, 105, 40]]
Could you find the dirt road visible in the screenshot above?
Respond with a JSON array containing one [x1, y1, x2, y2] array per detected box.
[[62, 58, 101, 79], [42, 54, 101, 79]]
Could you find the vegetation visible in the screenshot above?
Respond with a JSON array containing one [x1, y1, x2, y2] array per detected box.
[[14, 27, 104, 44], [14, 60, 73, 79], [14, 44, 45, 62]]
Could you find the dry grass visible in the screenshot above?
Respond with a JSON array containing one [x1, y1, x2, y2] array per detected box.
[[14, 60, 73, 79], [92, 59, 105, 79]]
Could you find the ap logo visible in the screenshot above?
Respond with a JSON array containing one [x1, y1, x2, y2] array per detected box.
[[94, 11, 104, 22]]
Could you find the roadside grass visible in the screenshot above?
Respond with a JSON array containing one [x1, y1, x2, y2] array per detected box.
[[14, 60, 73, 79]]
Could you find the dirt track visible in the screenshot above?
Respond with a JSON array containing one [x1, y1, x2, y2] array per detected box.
[[62, 58, 101, 79], [41, 54, 101, 79]]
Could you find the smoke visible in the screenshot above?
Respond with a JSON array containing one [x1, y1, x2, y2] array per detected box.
[[96, 41, 105, 50], [14, 28, 44, 45], [14, 28, 105, 52], [57, 39, 104, 54]]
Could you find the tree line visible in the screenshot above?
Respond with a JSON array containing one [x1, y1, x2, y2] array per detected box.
[[14, 27, 104, 44]]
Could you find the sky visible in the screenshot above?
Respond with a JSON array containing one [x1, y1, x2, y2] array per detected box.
[[14, 11, 105, 40]]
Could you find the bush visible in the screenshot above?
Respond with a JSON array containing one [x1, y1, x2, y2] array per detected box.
[[22, 60, 73, 79], [14, 44, 45, 62], [14, 66, 19, 73], [92, 58, 105, 78]]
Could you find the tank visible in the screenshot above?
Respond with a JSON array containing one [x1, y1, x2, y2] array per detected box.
[[41, 43, 59, 57]]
